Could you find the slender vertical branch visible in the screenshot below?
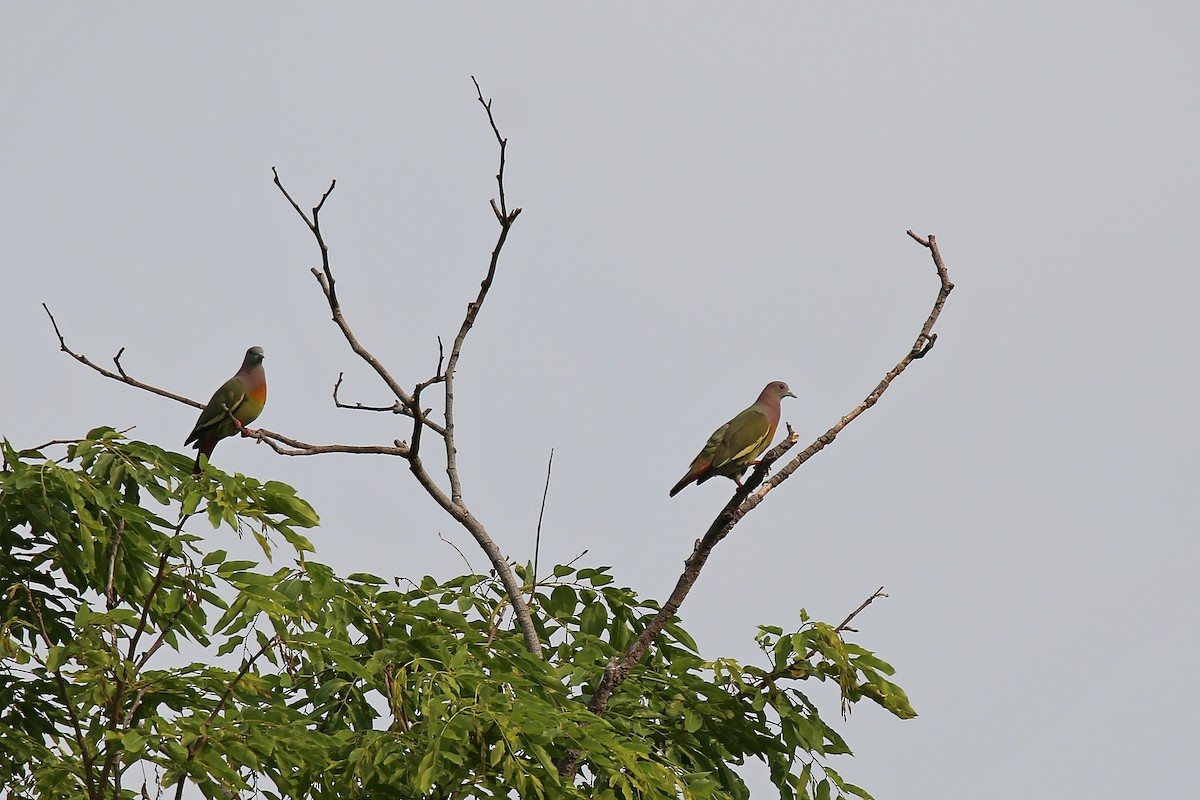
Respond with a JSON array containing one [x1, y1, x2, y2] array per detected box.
[[272, 170, 422, 418], [24, 585, 98, 799], [442, 79, 523, 507], [106, 517, 125, 609], [529, 449, 554, 602], [172, 637, 278, 800], [127, 515, 189, 662], [270, 106, 540, 660]]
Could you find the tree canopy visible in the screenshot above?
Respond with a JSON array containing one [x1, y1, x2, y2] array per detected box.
[[1, 430, 913, 799]]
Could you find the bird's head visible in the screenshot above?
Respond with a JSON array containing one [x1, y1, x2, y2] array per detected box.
[[243, 346, 265, 368], [766, 380, 796, 401]]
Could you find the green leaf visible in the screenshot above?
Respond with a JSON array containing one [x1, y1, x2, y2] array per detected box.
[[550, 584, 577, 617], [263, 481, 320, 527], [182, 487, 203, 516], [120, 730, 147, 755], [45, 645, 67, 672], [580, 602, 607, 637], [665, 622, 698, 652], [416, 748, 438, 793]]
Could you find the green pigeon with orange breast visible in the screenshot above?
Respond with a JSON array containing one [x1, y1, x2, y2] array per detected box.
[[186, 346, 267, 474], [670, 380, 795, 497]]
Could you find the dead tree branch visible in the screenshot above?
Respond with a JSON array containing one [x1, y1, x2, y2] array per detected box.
[[561, 233, 954, 777], [49, 82, 542, 657], [529, 448, 554, 602], [44, 305, 202, 410], [41, 319, 407, 459], [833, 585, 888, 633], [331, 372, 448, 436], [270, 79, 539, 657], [441, 78, 523, 506], [270, 170, 423, 419]]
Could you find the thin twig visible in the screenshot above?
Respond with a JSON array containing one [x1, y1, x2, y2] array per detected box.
[[173, 637, 278, 800], [271, 168, 424, 420], [443, 78, 523, 506], [438, 532, 477, 575], [133, 602, 190, 671], [106, 518, 125, 610], [744, 232, 954, 507], [333, 372, 447, 435], [749, 586, 889, 692], [472, 76, 511, 220], [17, 437, 90, 457], [236, 428, 409, 459], [834, 585, 887, 633], [43, 304, 202, 409], [45, 311, 401, 460], [105, 684, 149, 799], [405, 452, 542, 656], [122, 686, 149, 728], [562, 548, 590, 570], [529, 449, 554, 601], [126, 519, 187, 662], [331, 372, 398, 412]]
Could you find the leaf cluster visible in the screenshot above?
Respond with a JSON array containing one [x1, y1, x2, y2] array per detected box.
[[0, 431, 912, 800]]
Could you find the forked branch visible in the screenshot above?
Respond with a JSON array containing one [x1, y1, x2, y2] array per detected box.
[[41, 312, 410, 459], [48, 81, 542, 658], [44, 304, 202, 410], [271, 79, 539, 657]]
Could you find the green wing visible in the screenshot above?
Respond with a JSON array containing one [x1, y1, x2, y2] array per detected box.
[[186, 377, 249, 446], [710, 407, 771, 476]]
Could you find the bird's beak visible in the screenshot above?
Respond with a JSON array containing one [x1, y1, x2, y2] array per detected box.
[[786, 390, 796, 398]]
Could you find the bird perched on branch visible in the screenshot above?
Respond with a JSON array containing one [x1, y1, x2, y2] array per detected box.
[[186, 346, 267, 474], [670, 381, 795, 497]]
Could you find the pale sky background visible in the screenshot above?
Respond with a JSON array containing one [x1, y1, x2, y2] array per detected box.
[[3, 3, 1198, 798]]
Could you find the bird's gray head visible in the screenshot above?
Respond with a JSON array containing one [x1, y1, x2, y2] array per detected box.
[[766, 381, 796, 400], [243, 346, 265, 367]]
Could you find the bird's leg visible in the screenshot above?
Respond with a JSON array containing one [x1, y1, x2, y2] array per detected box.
[[221, 403, 248, 434], [237, 424, 261, 439]]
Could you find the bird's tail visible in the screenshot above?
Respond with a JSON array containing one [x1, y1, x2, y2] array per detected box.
[[669, 466, 705, 497], [192, 439, 216, 476]]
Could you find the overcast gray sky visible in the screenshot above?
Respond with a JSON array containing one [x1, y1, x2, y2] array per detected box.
[[4, 3, 1198, 798]]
